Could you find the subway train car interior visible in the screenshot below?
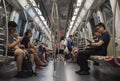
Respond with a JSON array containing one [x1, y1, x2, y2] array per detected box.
[[0, 0, 120, 81]]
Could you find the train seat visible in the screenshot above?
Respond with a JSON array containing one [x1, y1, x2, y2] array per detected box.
[[90, 55, 106, 63], [0, 55, 15, 64], [90, 55, 120, 67], [104, 56, 120, 67]]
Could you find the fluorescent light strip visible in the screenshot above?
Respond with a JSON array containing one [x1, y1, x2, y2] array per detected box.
[[66, 0, 94, 38], [70, 0, 94, 34], [77, 0, 83, 4]]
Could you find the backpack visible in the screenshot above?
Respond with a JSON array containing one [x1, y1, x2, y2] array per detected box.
[[38, 45, 43, 51], [22, 54, 34, 76]]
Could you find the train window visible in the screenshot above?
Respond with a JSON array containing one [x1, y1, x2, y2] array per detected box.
[[89, 15, 96, 31], [100, 0, 113, 34], [92, 12, 100, 25], [17, 11, 27, 36]]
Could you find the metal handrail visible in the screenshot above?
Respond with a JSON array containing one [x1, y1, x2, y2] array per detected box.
[[112, 0, 120, 66], [0, 0, 8, 62], [51, 0, 60, 55], [83, 9, 91, 49], [51, 0, 59, 75]]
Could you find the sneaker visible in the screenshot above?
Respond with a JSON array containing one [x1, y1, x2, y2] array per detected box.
[[32, 72, 38, 76], [25, 72, 33, 77], [75, 70, 81, 74], [78, 71, 90, 75], [15, 72, 29, 78]]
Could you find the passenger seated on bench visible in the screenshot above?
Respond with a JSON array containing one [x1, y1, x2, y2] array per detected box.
[[76, 23, 110, 75], [33, 39, 48, 64], [21, 30, 46, 70], [38, 43, 48, 64], [8, 21, 29, 78], [86, 28, 101, 49]]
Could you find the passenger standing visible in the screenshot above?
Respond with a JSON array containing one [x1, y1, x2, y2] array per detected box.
[[73, 34, 78, 48], [66, 35, 72, 60], [76, 23, 110, 75], [59, 36, 65, 60]]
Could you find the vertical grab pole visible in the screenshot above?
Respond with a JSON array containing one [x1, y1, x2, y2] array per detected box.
[[51, 0, 59, 77], [51, 1, 56, 76], [83, 10, 90, 49], [2, 0, 8, 62], [55, 0, 60, 61], [112, 0, 120, 66]]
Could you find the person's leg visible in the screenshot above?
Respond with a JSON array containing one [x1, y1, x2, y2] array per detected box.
[[14, 48, 28, 78], [76, 48, 96, 75], [59, 50, 62, 60], [30, 54, 34, 65], [42, 52, 47, 64], [60, 50, 65, 61], [76, 51, 84, 71], [68, 47, 72, 60], [30, 48, 45, 65], [14, 49, 24, 72]]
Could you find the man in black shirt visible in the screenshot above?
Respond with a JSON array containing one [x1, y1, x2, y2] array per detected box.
[[76, 23, 110, 75], [87, 28, 102, 50]]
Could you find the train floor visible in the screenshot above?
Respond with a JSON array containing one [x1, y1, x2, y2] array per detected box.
[[0, 60, 119, 81]]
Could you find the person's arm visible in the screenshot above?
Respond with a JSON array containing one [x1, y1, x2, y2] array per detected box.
[[86, 39, 95, 43], [90, 40, 104, 47], [8, 37, 23, 49], [29, 42, 38, 52], [91, 32, 109, 47]]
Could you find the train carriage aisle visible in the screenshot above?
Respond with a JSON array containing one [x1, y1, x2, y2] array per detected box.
[[1, 60, 120, 81]]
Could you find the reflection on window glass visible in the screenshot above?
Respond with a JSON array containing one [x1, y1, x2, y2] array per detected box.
[[92, 12, 99, 25], [89, 17, 95, 31], [89, 11, 102, 33], [28, 9, 36, 18], [101, 0, 113, 34]]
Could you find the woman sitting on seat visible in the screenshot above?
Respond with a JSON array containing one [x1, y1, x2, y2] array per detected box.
[[21, 29, 47, 70]]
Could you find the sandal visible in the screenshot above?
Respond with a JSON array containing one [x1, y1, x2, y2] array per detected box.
[[35, 66, 44, 71], [38, 64, 47, 67]]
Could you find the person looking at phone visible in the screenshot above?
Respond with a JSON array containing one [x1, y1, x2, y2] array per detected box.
[[76, 23, 110, 75]]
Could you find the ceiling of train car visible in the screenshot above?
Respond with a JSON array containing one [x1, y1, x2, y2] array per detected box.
[[34, 0, 76, 36]]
